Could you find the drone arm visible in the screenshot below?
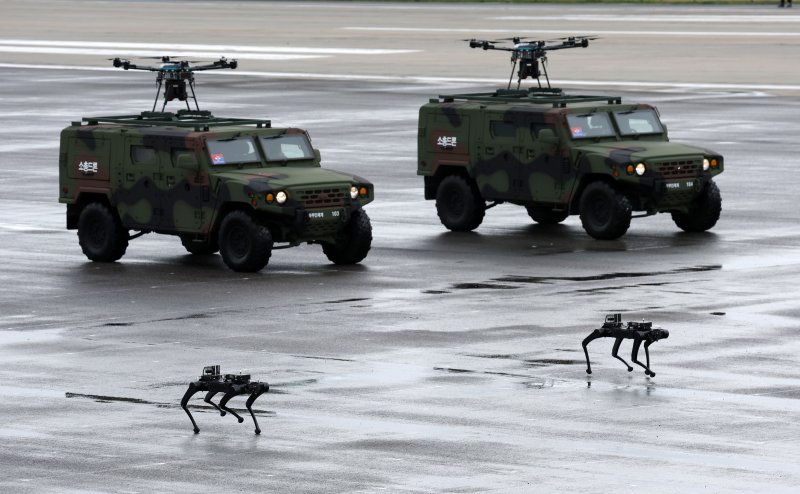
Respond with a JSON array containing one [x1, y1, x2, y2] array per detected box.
[[181, 382, 202, 434], [190, 59, 237, 72]]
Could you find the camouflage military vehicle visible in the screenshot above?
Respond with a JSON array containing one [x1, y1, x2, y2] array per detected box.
[[417, 88, 723, 240], [59, 110, 374, 272]]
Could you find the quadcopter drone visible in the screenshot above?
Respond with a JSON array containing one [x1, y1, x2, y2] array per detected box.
[[466, 36, 596, 90], [112, 56, 237, 111]]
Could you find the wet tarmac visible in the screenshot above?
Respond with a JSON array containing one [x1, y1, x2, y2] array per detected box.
[[1, 2, 800, 493]]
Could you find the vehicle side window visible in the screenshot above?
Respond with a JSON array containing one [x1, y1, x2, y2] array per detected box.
[[171, 148, 193, 167], [530, 123, 552, 139], [614, 109, 664, 136], [131, 145, 157, 165], [566, 113, 616, 139], [490, 121, 516, 139], [207, 137, 259, 165], [259, 134, 314, 162]]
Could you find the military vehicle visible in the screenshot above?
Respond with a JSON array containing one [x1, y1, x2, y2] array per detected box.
[[59, 57, 373, 272], [418, 37, 723, 240]]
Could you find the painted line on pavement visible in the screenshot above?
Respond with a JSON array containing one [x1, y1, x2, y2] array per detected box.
[[0, 39, 418, 56], [1, 62, 799, 93], [344, 26, 800, 37]]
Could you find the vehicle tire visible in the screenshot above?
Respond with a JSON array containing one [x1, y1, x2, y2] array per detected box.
[[180, 235, 219, 255], [322, 209, 372, 265], [671, 181, 722, 233], [526, 204, 569, 225], [435, 175, 486, 232], [218, 211, 273, 272], [77, 202, 128, 262], [579, 182, 632, 240]]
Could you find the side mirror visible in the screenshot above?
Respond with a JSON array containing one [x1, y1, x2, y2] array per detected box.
[[313, 149, 321, 162], [661, 123, 669, 139], [538, 129, 559, 146], [176, 154, 199, 171]]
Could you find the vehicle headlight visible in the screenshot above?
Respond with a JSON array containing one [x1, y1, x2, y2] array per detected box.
[[635, 163, 646, 176], [350, 186, 359, 200], [276, 191, 287, 204], [703, 158, 710, 171]]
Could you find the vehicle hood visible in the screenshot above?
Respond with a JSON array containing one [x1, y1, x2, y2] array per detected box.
[[212, 167, 368, 192], [574, 141, 713, 164]]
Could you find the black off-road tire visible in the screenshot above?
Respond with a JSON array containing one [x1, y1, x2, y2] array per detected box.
[[77, 202, 129, 262], [180, 235, 219, 255], [671, 181, 722, 233], [579, 182, 633, 240], [435, 175, 486, 232], [526, 204, 569, 225], [218, 211, 273, 272], [322, 209, 373, 265]]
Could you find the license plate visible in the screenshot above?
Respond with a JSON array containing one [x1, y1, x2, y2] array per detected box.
[[665, 180, 695, 191], [307, 209, 342, 221]]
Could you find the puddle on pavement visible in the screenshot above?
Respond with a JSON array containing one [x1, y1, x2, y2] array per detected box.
[[450, 283, 519, 290], [64, 392, 276, 414], [493, 265, 722, 284], [291, 354, 354, 362], [524, 359, 583, 367], [323, 298, 370, 304]]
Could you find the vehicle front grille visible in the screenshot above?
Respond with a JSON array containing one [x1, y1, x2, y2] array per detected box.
[[297, 188, 346, 208], [302, 221, 341, 237], [659, 188, 698, 206], [658, 160, 700, 179]]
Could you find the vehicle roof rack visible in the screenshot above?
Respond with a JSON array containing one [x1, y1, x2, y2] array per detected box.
[[436, 88, 622, 108], [81, 110, 271, 131]]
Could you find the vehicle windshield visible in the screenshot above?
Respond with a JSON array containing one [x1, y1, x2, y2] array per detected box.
[[567, 113, 615, 139], [259, 134, 314, 162], [207, 136, 259, 165], [614, 109, 663, 136]]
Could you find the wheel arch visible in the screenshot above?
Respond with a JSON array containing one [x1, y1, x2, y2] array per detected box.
[[424, 165, 473, 200], [67, 193, 114, 230], [569, 174, 619, 214]]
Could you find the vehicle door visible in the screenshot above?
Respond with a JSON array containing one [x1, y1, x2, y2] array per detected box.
[[478, 114, 526, 200], [162, 142, 212, 234], [519, 121, 571, 204], [117, 136, 164, 229]]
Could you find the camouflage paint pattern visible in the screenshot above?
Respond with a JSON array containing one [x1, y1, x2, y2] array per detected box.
[[417, 90, 723, 215], [59, 119, 373, 245]]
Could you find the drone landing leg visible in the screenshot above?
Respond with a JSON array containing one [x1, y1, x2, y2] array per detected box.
[[204, 390, 223, 415], [508, 61, 517, 91], [189, 79, 200, 111], [181, 383, 201, 434], [245, 388, 267, 435], [219, 389, 245, 423], [582, 330, 602, 374], [152, 80, 163, 113], [612, 337, 633, 372]]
